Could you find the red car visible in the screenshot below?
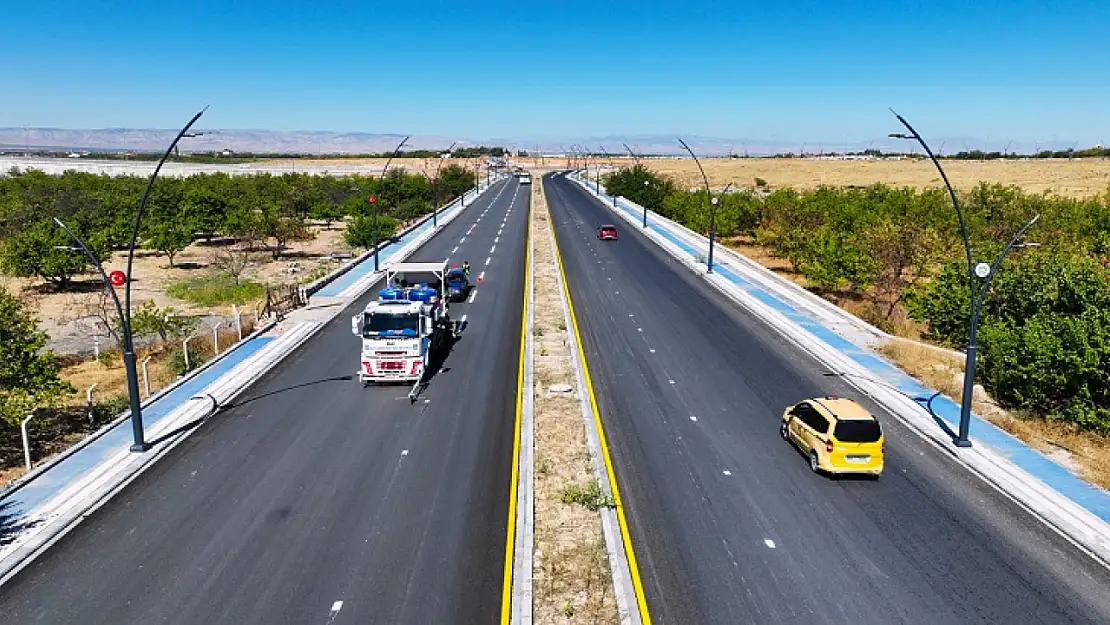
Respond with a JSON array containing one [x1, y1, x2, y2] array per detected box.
[[597, 225, 618, 240]]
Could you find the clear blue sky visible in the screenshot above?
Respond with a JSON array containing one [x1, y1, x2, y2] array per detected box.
[[2, 0, 1108, 144]]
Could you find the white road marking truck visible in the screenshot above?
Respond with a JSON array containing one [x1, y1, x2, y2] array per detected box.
[[350, 261, 467, 387]]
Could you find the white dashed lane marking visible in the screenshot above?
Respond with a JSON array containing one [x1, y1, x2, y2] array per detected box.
[[485, 257, 492, 266], [468, 289, 478, 303], [325, 601, 343, 624]]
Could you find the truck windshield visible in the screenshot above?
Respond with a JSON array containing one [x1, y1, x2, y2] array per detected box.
[[364, 313, 419, 336]]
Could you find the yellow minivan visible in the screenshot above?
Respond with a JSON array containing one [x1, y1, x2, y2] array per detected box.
[[780, 397, 884, 477]]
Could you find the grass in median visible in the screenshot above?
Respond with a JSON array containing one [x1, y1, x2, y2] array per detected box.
[[167, 272, 266, 307]]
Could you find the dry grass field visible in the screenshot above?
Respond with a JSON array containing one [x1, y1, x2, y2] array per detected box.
[[263, 156, 489, 178], [518, 156, 1110, 198]]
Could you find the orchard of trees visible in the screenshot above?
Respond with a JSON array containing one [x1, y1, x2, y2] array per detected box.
[[0, 164, 476, 285], [0, 164, 477, 429], [605, 165, 1110, 432]]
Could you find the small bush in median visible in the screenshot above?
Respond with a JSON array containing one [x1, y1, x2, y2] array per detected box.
[[560, 479, 615, 512]]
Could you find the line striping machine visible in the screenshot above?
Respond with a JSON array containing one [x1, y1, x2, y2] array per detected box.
[[351, 261, 467, 387]]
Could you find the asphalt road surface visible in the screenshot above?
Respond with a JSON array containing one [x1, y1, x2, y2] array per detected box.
[[0, 179, 529, 624], [545, 172, 1110, 625]]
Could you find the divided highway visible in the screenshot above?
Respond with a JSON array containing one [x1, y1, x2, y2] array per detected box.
[[545, 172, 1110, 624], [0, 179, 529, 624]]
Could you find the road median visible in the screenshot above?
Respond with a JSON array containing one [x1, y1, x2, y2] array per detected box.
[[527, 172, 634, 623]]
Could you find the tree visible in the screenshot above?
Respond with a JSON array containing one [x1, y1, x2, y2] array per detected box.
[[211, 246, 252, 286], [345, 214, 399, 249], [0, 287, 72, 426], [0, 220, 108, 288], [310, 201, 345, 229], [146, 212, 193, 267], [130, 300, 198, 343], [602, 165, 675, 213], [181, 184, 229, 240], [864, 187, 948, 317], [437, 164, 474, 200]]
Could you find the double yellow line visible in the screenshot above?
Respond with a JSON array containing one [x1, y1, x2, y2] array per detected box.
[[501, 175, 653, 624]]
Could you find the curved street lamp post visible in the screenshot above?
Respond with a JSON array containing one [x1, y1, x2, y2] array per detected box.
[[599, 146, 617, 207], [425, 141, 456, 228], [54, 107, 208, 452], [889, 110, 1040, 448], [679, 138, 732, 273], [373, 136, 410, 272], [622, 143, 649, 227]]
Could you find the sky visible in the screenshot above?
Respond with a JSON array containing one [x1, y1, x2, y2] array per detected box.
[[2, 0, 1108, 145]]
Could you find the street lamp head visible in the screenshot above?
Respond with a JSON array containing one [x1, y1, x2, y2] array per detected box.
[[889, 133, 913, 140]]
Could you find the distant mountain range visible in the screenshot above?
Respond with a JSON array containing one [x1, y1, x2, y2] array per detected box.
[[0, 127, 1090, 157]]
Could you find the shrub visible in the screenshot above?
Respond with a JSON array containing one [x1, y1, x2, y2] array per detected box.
[[93, 394, 131, 420], [345, 214, 400, 249], [168, 344, 208, 377], [560, 479, 615, 511]]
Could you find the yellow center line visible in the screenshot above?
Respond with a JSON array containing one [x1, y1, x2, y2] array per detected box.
[[500, 187, 531, 624], [549, 177, 654, 624]]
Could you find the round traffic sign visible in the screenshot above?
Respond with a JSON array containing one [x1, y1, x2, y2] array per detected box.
[[974, 262, 991, 278], [368, 196, 376, 204], [109, 270, 126, 287]]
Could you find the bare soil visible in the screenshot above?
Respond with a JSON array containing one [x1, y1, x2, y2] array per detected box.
[[3, 223, 349, 356], [532, 175, 618, 623]]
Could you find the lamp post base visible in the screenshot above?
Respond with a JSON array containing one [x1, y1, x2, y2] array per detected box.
[[954, 438, 973, 448], [130, 442, 153, 453]]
